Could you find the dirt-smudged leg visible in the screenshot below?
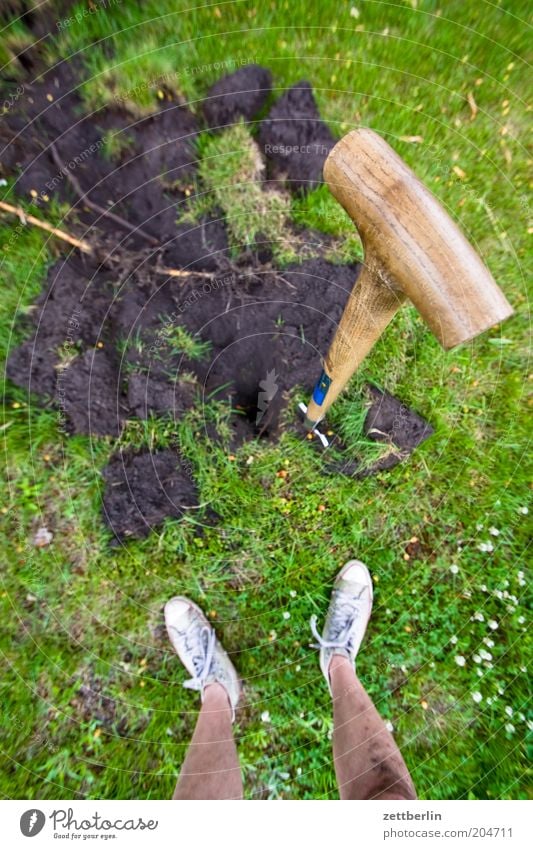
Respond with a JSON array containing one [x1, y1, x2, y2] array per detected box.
[[329, 656, 417, 800]]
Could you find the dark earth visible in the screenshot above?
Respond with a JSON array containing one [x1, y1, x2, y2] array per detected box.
[[102, 449, 198, 542], [1, 49, 433, 541]]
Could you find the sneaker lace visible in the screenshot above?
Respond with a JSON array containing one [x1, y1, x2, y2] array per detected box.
[[309, 588, 364, 650], [181, 625, 216, 693]]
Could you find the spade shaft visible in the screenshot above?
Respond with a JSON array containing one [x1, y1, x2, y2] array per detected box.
[[305, 129, 513, 427]]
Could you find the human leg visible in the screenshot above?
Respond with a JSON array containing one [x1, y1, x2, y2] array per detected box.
[[165, 597, 243, 800], [311, 560, 416, 800]]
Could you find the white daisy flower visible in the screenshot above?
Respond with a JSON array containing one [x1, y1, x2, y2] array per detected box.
[[450, 635, 458, 644], [505, 706, 513, 717], [472, 691, 483, 703], [489, 527, 500, 536], [450, 563, 459, 574], [261, 710, 271, 723], [488, 620, 499, 630], [282, 611, 291, 620], [518, 506, 528, 515], [385, 720, 394, 733], [505, 723, 515, 734], [474, 611, 484, 621], [455, 655, 466, 666], [478, 542, 494, 553]]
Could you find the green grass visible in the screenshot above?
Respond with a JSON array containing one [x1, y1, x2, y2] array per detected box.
[[192, 123, 295, 261], [159, 324, 211, 360], [100, 127, 136, 162], [0, 0, 531, 800]]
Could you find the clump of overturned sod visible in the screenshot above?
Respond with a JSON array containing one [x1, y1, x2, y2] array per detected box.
[[196, 122, 296, 261]]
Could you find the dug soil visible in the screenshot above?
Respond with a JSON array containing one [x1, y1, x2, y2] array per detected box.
[[1, 52, 433, 541]]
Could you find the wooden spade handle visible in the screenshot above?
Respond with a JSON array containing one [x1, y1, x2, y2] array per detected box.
[[305, 265, 406, 425], [304, 128, 513, 426]]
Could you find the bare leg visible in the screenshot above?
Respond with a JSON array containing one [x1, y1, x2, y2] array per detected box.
[[329, 655, 417, 800], [173, 683, 243, 800]]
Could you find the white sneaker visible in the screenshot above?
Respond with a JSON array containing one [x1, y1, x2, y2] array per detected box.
[[165, 597, 241, 721], [310, 560, 373, 693]]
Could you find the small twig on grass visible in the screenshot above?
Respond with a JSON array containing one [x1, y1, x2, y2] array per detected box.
[[155, 263, 215, 279], [0, 199, 93, 253], [49, 142, 159, 247], [0, 200, 215, 278]]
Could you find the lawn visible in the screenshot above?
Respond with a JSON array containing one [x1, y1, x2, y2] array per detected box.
[[0, 0, 531, 800]]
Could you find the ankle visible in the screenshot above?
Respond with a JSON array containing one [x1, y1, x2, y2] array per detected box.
[[329, 653, 352, 672], [203, 682, 232, 711], [328, 654, 359, 701], [328, 653, 355, 681]]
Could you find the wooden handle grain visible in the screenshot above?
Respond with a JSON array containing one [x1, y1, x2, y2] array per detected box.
[[325, 129, 513, 350], [305, 264, 406, 424], [305, 128, 513, 426]]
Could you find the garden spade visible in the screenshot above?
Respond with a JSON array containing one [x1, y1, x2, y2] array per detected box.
[[303, 129, 513, 430]]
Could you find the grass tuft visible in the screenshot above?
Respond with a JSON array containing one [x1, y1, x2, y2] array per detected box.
[[195, 123, 296, 262]]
